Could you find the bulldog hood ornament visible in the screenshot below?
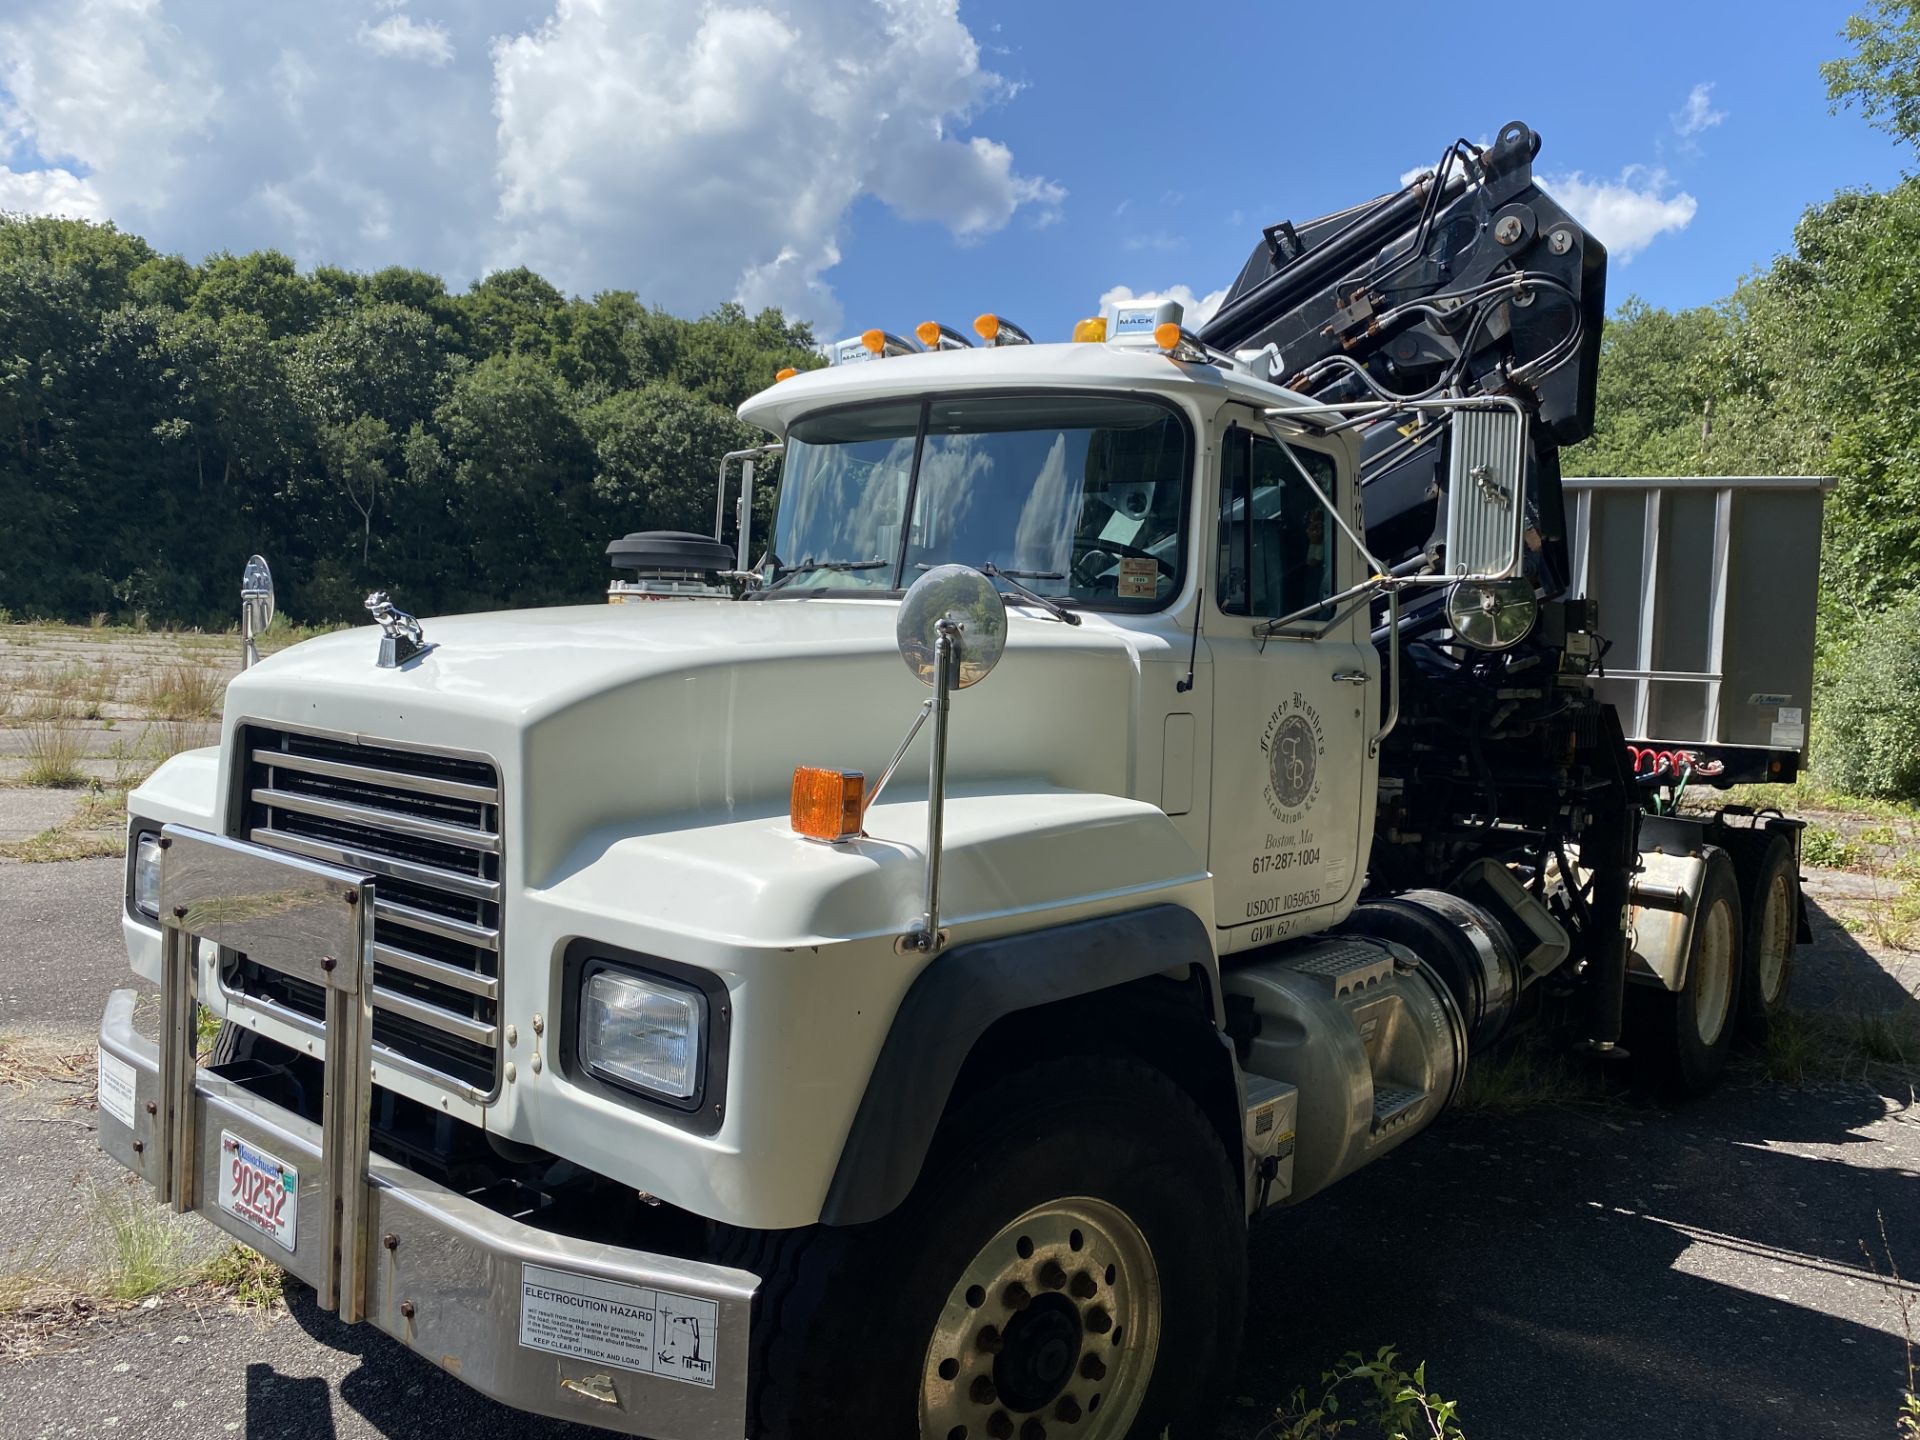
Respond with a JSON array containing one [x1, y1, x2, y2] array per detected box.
[[365, 591, 430, 669]]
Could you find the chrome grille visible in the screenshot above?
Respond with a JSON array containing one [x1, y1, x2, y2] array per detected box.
[[232, 726, 502, 1094]]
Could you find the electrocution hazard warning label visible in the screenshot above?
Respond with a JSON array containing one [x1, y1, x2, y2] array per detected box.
[[519, 1264, 719, 1388]]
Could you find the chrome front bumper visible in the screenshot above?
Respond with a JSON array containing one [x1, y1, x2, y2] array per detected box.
[[97, 826, 755, 1439]]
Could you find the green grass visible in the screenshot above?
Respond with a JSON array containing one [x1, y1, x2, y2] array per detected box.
[[1801, 824, 1864, 869], [19, 716, 88, 788], [1454, 1038, 1605, 1114], [1761, 1007, 1920, 1086], [95, 1184, 196, 1303]]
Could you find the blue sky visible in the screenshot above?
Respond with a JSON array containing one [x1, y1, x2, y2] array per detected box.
[[0, 0, 1908, 346]]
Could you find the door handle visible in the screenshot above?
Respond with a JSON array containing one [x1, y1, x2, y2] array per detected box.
[[1331, 669, 1370, 685]]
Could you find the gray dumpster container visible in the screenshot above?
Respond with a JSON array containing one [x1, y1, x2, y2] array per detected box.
[[1563, 475, 1831, 756]]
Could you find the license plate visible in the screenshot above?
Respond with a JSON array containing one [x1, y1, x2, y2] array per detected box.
[[216, 1132, 298, 1252]]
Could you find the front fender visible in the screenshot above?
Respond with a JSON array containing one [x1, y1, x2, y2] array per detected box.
[[819, 904, 1218, 1226]]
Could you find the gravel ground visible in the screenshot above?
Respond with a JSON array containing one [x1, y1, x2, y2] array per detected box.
[[0, 857, 1915, 1438]]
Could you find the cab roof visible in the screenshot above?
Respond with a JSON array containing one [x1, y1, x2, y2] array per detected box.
[[736, 340, 1315, 438]]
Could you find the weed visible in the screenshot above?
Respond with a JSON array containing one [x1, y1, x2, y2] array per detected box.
[[0, 1035, 91, 1090], [1761, 1007, 1920, 1086], [136, 664, 223, 720], [196, 1004, 222, 1061], [1273, 1347, 1465, 1440], [200, 1245, 283, 1311], [20, 716, 88, 787], [20, 689, 72, 723], [1861, 1215, 1920, 1440], [1802, 825, 1863, 869], [1454, 1039, 1603, 1115], [95, 1184, 196, 1302]]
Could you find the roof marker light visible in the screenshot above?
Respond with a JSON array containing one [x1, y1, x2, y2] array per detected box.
[[1155, 321, 1214, 365], [1072, 317, 1107, 343], [861, 329, 920, 358], [915, 321, 974, 350], [973, 314, 1032, 347], [774, 366, 798, 382]]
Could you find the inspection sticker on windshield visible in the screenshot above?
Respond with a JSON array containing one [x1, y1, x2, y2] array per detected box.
[[1117, 556, 1158, 598], [96, 1048, 136, 1129], [520, 1264, 718, 1388], [216, 1132, 298, 1252]]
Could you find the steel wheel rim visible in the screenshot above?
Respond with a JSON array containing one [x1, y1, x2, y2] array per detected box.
[[918, 1197, 1161, 1440], [1693, 898, 1734, 1047], [1756, 870, 1793, 1006]]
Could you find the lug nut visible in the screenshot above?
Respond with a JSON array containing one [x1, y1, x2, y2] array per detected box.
[[1085, 1305, 1111, 1335], [1069, 1270, 1097, 1300], [1055, 1394, 1082, 1423], [1002, 1281, 1031, 1311], [970, 1376, 997, 1405], [1020, 1420, 1048, 1440], [1037, 1260, 1067, 1291], [986, 1413, 1014, 1440], [976, 1324, 1005, 1355], [1079, 1353, 1106, 1381]]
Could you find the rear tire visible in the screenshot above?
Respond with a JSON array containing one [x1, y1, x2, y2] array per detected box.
[[738, 1058, 1245, 1440], [1628, 846, 1743, 1096], [1736, 835, 1798, 1040]]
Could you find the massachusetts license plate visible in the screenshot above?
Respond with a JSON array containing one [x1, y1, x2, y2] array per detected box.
[[217, 1132, 298, 1252]]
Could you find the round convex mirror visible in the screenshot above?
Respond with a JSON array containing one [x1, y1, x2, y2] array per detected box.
[[1445, 576, 1537, 651], [241, 554, 275, 632], [896, 564, 1008, 689]]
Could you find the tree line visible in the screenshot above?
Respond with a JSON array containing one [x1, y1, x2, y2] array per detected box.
[[0, 220, 820, 628], [1562, 0, 1920, 794]]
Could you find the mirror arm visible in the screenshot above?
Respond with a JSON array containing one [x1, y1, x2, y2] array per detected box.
[[1370, 586, 1401, 757], [862, 696, 934, 822], [911, 621, 959, 953]]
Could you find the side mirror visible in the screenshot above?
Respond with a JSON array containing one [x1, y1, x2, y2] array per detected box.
[[883, 565, 1008, 954], [240, 554, 274, 669], [1444, 405, 1528, 579], [895, 564, 1007, 689]]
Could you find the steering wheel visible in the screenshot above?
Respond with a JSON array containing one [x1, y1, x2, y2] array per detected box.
[[1071, 535, 1158, 589]]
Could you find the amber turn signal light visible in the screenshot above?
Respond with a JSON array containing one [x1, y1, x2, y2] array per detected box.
[[791, 766, 865, 842], [1153, 321, 1182, 351], [774, 366, 798, 382], [973, 313, 1001, 342], [1072, 317, 1107, 343], [915, 320, 943, 348]]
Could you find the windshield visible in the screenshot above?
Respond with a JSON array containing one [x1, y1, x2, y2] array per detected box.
[[764, 393, 1191, 607]]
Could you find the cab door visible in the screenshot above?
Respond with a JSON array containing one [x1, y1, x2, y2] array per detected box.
[[1206, 411, 1376, 951]]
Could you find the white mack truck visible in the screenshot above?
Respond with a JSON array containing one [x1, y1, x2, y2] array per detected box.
[[96, 122, 1823, 1440]]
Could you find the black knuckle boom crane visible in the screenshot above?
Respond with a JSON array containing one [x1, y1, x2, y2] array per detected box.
[[1200, 120, 1804, 1082]]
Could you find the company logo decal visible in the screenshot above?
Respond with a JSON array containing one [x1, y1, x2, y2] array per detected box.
[[1261, 694, 1324, 822]]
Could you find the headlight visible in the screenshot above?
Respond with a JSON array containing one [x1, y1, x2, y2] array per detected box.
[[579, 967, 705, 1102], [132, 832, 163, 919]]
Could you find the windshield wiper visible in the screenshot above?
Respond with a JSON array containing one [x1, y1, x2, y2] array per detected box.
[[766, 557, 888, 591], [912, 562, 1081, 625]]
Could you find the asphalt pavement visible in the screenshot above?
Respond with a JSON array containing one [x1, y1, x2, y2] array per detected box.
[[0, 854, 1915, 1438]]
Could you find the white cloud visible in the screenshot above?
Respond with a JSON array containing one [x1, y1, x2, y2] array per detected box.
[[1541, 166, 1697, 262], [0, 0, 1057, 329], [0, 0, 221, 218], [357, 13, 455, 67], [0, 164, 108, 220], [488, 0, 1061, 327], [1098, 283, 1228, 328], [1672, 82, 1725, 139], [1399, 164, 1435, 187]]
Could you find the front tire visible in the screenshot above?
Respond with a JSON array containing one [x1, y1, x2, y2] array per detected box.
[[743, 1058, 1245, 1440]]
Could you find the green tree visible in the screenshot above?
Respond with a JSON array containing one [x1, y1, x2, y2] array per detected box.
[[1825, 2, 1920, 153]]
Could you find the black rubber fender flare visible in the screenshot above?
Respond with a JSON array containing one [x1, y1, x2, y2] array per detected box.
[[818, 903, 1216, 1226]]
